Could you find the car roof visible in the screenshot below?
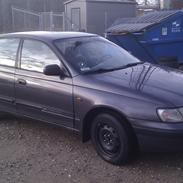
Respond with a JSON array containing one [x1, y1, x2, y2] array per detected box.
[[0, 31, 97, 41]]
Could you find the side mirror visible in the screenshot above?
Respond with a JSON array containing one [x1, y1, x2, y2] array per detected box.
[[43, 64, 63, 76]]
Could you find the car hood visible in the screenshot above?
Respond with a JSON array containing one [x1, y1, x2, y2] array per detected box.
[[75, 63, 183, 107]]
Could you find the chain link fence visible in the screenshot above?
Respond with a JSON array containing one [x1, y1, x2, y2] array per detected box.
[[40, 12, 65, 31], [12, 6, 65, 32]]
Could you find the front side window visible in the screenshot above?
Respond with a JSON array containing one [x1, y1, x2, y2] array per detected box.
[[21, 40, 61, 73], [0, 38, 20, 67], [55, 36, 140, 74]]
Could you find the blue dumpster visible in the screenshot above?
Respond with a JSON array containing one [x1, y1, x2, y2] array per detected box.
[[106, 10, 183, 68]]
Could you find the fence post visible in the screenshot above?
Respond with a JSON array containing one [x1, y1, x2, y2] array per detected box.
[[11, 6, 15, 32], [50, 11, 53, 31], [39, 13, 42, 31], [104, 11, 108, 31], [63, 12, 65, 31], [23, 11, 25, 31]]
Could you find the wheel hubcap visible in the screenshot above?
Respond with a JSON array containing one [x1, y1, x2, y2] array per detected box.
[[98, 123, 120, 155]]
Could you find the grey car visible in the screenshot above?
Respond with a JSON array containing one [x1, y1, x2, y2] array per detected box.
[[1, 31, 183, 165]]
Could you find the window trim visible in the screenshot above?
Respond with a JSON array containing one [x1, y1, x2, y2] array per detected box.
[[18, 38, 70, 76], [0, 38, 20, 69]]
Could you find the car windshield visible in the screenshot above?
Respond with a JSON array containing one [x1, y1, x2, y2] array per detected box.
[[55, 36, 141, 74]]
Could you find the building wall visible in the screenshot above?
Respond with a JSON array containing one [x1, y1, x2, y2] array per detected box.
[[160, 0, 171, 9], [0, 0, 65, 33], [86, 1, 136, 35]]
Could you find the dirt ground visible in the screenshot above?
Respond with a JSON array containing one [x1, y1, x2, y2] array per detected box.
[[0, 118, 183, 183]]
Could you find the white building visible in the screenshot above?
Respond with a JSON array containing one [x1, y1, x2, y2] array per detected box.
[[160, 0, 171, 9], [64, 0, 137, 35]]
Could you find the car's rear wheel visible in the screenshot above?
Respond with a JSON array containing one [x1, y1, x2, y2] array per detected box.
[[91, 113, 135, 165]]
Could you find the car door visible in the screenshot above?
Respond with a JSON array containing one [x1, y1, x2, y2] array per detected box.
[[15, 39, 74, 128], [0, 38, 20, 114]]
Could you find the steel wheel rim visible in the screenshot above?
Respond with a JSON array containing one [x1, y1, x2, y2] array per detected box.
[[97, 122, 121, 156]]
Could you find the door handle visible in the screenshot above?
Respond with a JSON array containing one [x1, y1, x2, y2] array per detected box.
[[17, 79, 27, 85]]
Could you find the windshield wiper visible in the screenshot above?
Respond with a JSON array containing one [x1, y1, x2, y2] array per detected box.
[[84, 68, 115, 74], [118, 62, 144, 69], [84, 62, 144, 75], [107, 62, 144, 71]]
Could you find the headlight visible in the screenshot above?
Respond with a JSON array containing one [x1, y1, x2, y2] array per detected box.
[[158, 108, 183, 122]]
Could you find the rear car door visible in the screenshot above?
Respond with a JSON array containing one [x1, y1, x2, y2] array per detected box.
[[15, 39, 74, 128], [0, 38, 20, 114]]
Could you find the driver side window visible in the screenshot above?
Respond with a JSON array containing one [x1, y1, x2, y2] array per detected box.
[[21, 39, 61, 73]]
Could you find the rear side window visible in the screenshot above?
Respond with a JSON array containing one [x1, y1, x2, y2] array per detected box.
[[0, 39, 20, 67], [21, 39, 61, 73]]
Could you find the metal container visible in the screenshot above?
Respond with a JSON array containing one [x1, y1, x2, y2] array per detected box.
[[107, 10, 183, 68]]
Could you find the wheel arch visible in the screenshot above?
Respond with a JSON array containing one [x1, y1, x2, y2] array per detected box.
[[82, 105, 137, 143]]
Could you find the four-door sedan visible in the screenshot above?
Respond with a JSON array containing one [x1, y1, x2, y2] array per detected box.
[[1, 31, 183, 165]]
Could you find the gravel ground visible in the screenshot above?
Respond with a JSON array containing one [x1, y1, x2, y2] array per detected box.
[[0, 118, 183, 183]]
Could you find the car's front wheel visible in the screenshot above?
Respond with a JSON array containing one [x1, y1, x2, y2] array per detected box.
[[91, 113, 135, 165]]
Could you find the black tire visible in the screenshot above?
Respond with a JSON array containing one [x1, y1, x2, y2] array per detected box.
[[91, 113, 135, 165]]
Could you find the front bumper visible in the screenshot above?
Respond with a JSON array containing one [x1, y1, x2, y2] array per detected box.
[[129, 118, 183, 152]]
